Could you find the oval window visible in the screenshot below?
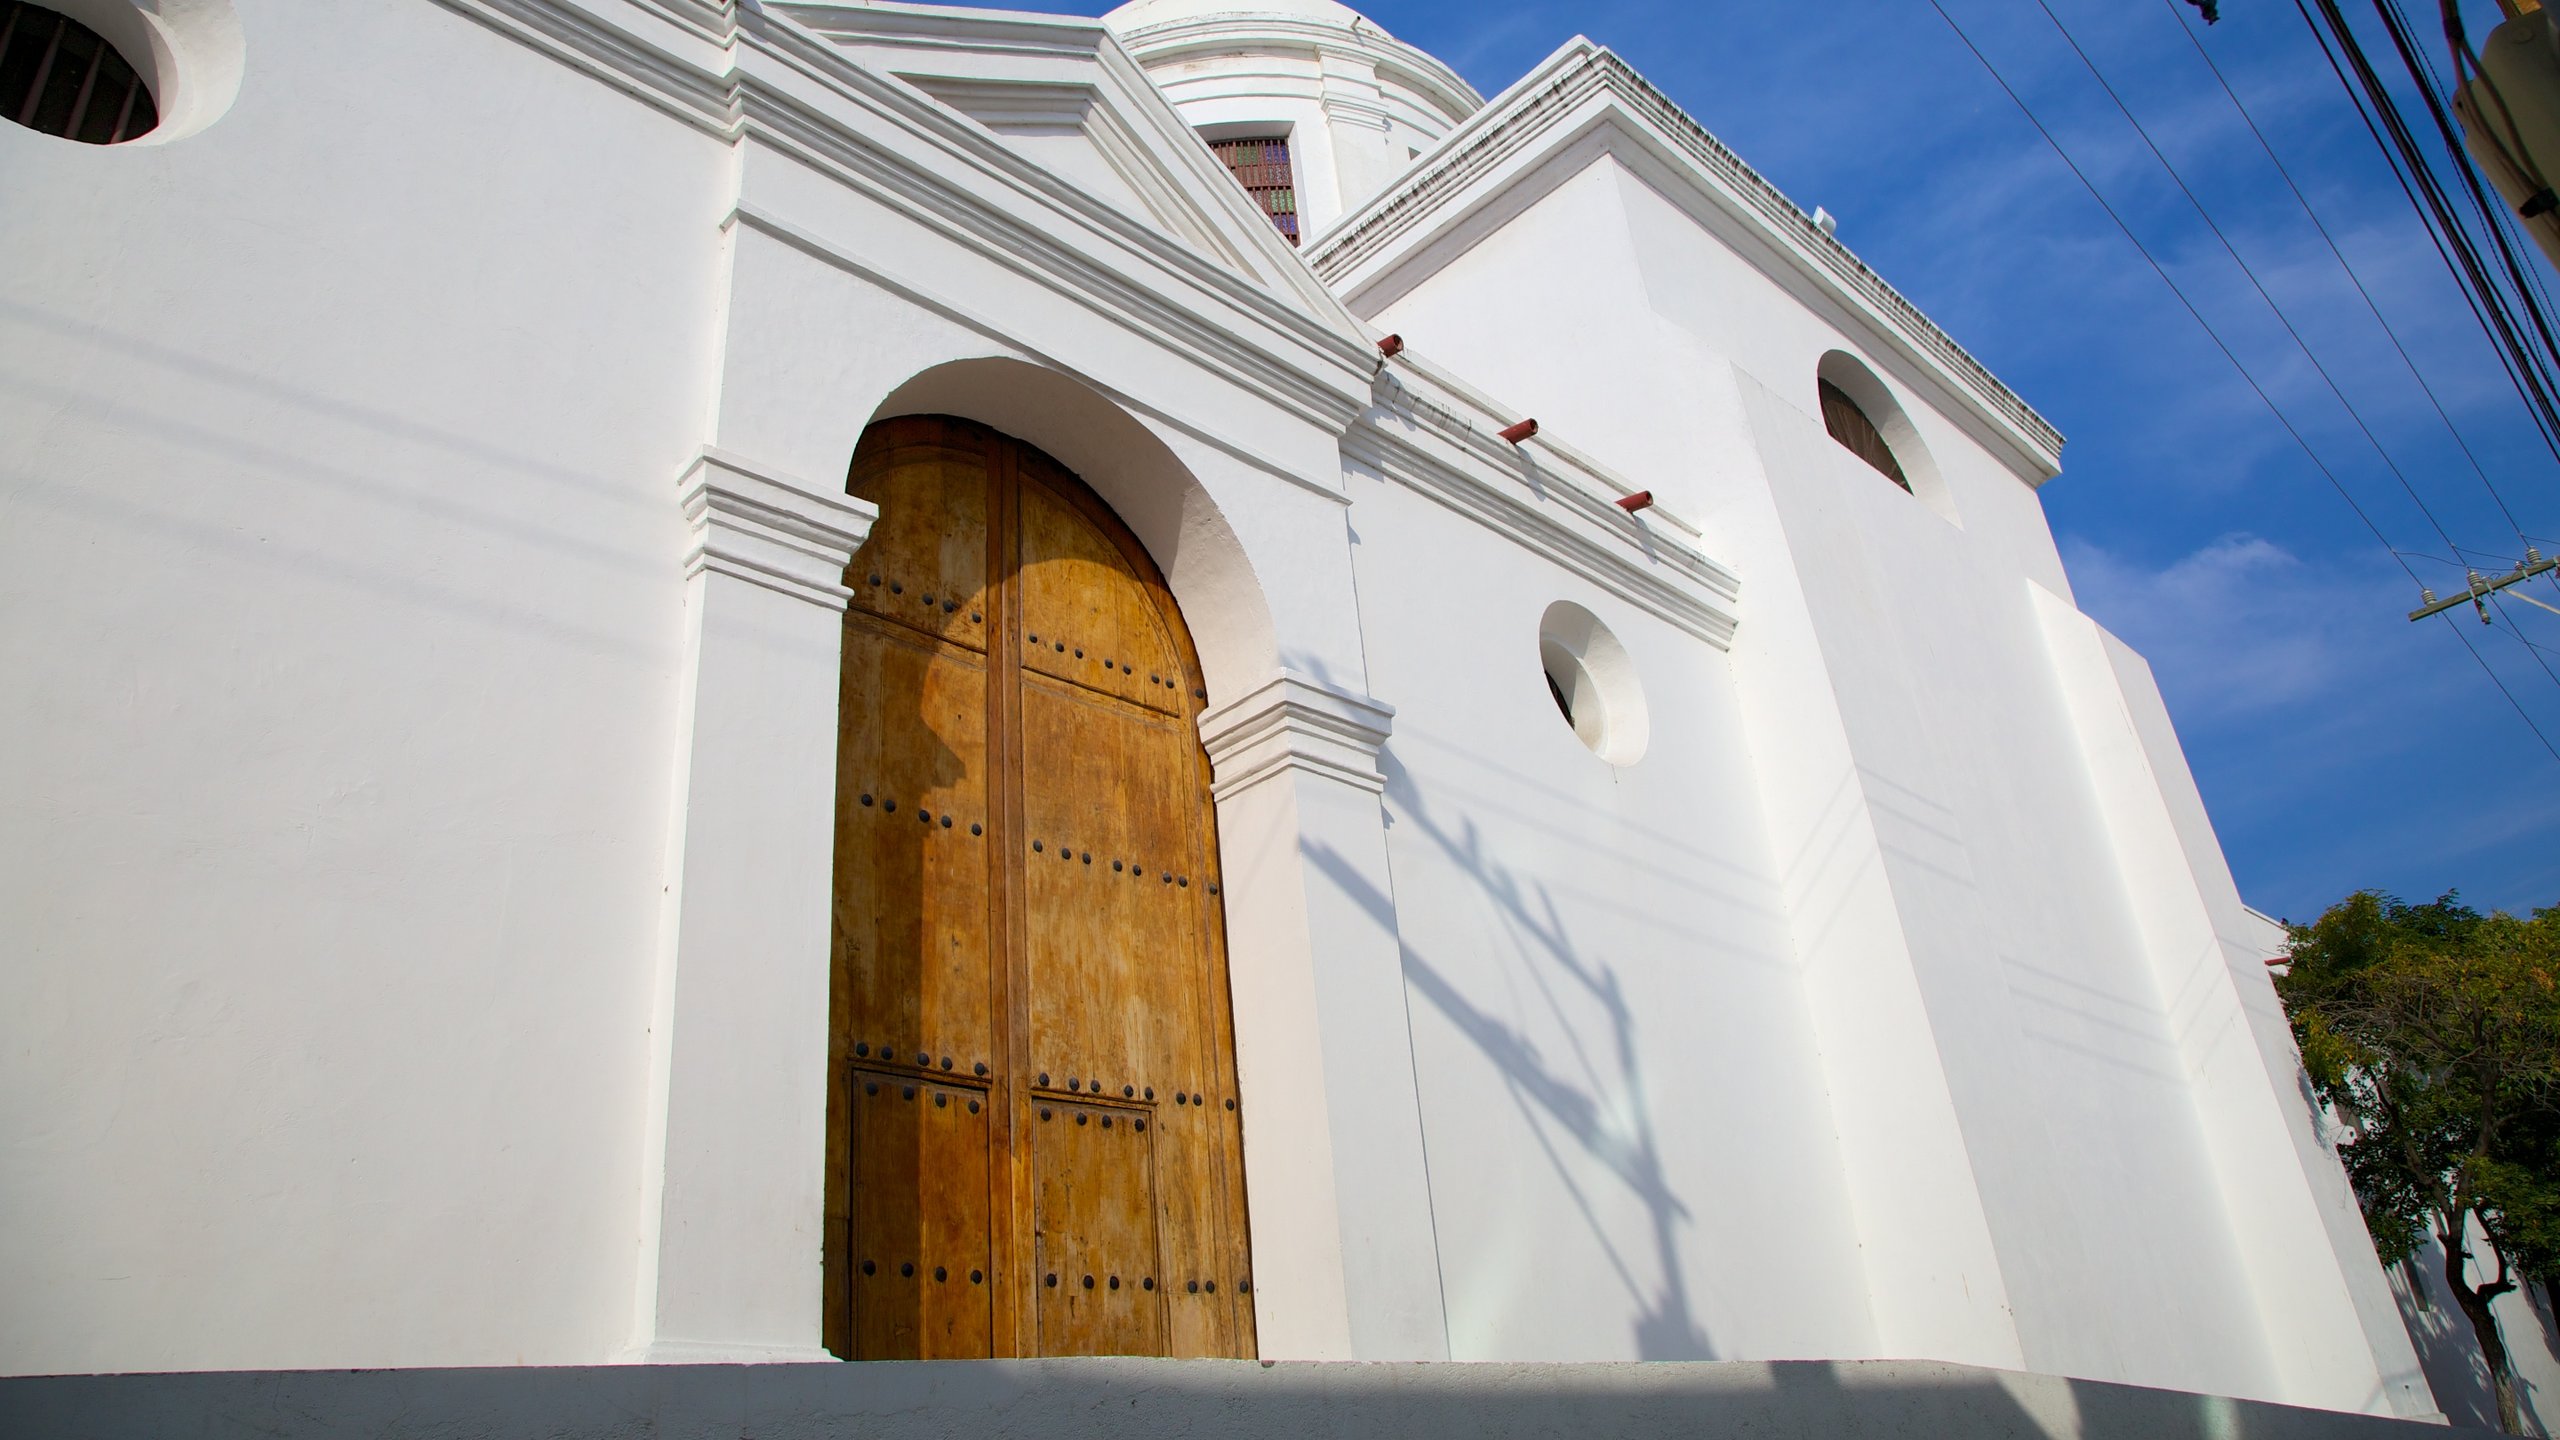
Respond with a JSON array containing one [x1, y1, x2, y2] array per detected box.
[[0, 2, 157, 144]]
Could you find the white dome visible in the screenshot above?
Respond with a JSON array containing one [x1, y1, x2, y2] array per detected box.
[[1102, 0, 1382, 35], [1104, 0, 1481, 240]]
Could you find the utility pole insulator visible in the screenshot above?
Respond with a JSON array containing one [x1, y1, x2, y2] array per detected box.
[[2408, 550, 2559, 621]]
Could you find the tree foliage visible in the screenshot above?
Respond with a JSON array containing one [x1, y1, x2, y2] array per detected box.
[[2278, 890, 2560, 1433]]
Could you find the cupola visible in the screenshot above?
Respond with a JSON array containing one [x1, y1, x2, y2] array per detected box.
[[1103, 0, 1481, 245]]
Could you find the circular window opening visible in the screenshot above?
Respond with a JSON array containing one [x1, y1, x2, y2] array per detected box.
[[1, 2, 158, 143], [1538, 600, 1647, 766]]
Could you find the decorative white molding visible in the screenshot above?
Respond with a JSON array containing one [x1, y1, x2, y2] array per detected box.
[[1319, 94, 1396, 133], [677, 447, 876, 610], [723, 203, 1350, 506], [1110, 13, 1483, 128], [897, 75, 1098, 133], [758, 2, 1367, 334], [1349, 367, 1742, 651], [426, 0, 1379, 430], [434, 1, 1747, 636], [1198, 671, 1396, 803], [1309, 41, 2065, 476]]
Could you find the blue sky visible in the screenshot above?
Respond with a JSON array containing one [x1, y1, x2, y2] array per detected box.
[[997, 0, 2560, 921]]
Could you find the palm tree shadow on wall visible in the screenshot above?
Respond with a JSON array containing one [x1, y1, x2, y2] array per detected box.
[[1301, 744, 1711, 1361]]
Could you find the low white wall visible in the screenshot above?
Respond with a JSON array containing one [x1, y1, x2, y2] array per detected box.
[[0, 1357, 2456, 1439]]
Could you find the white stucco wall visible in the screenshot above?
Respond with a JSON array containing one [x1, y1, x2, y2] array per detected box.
[[1343, 456, 1872, 1364], [0, 0, 732, 1372], [1357, 135, 2413, 1413]]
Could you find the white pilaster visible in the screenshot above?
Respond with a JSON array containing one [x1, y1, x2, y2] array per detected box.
[[626, 448, 876, 1363], [1200, 671, 1449, 1362]]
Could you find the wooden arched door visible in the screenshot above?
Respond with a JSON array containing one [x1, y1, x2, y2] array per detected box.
[[823, 414, 1254, 1360]]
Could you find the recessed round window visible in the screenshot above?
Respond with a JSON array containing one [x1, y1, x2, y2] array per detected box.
[[0, 2, 157, 143], [1538, 601, 1647, 766], [0, 0, 242, 146]]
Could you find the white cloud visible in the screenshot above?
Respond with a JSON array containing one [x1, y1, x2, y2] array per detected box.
[[2062, 531, 2423, 723]]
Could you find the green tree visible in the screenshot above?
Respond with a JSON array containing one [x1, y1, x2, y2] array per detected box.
[[2278, 890, 2560, 1434]]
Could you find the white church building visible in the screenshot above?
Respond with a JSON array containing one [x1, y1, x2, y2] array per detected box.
[[0, 0, 2451, 1429]]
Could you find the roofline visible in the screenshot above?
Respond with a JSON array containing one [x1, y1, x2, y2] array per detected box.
[[1309, 37, 2066, 480], [1109, 12, 1484, 128]]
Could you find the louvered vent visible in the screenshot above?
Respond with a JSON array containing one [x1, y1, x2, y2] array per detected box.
[[1210, 136, 1299, 246], [1818, 379, 1910, 492], [0, 1, 157, 144]]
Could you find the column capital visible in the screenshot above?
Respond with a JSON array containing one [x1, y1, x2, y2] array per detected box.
[[678, 447, 876, 610], [1198, 670, 1395, 803]]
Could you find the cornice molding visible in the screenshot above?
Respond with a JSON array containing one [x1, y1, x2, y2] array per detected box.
[[724, 202, 1352, 506], [1198, 670, 1396, 803], [730, 80, 1367, 437], [425, 0, 736, 135], [1309, 40, 2065, 476], [1110, 13, 1482, 127], [1319, 93, 1394, 131], [424, 0, 1376, 426], [1348, 370, 1741, 652], [435, 1, 1741, 645], [678, 447, 876, 610], [767, 1, 1359, 324]]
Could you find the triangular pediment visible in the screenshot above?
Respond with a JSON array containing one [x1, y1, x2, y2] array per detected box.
[[1310, 37, 2063, 478], [774, 1, 1350, 323]]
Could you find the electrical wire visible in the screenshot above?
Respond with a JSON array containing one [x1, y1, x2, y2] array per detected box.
[[2032, 0, 2464, 552], [1925, 0, 2560, 764], [2489, 593, 2560, 692], [2390, 0, 2560, 354], [2370, 0, 2560, 413], [2445, 613, 2560, 761], [2301, 0, 2560, 463], [1924, 0, 2417, 582], [2162, 0, 2536, 539], [2429, 1, 2560, 335], [2318, 1, 2560, 733]]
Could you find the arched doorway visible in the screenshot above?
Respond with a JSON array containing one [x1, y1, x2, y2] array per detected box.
[[823, 415, 1255, 1360]]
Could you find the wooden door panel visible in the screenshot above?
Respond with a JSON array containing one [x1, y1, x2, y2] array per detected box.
[[832, 618, 994, 1080], [849, 424, 994, 652], [1014, 678, 1205, 1091], [1031, 1097, 1164, 1356], [847, 1069, 996, 1358], [1015, 470, 1186, 715], [829, 416, 1249, 1362]]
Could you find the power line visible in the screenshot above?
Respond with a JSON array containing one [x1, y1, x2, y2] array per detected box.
[[2297, 1, 2560, 738], [1923, 0, 2560, 764], [2422, 0, 2560, 341], [2489, 593, 2560, 693], [2446, 613, 2560, 761], [1923, 0, 2416, 581], [2365, 0, 2560, 427], [2160, 0, 2535, 540], [2031, 0, 2463, 552], [2298, 0, 2560, 465]]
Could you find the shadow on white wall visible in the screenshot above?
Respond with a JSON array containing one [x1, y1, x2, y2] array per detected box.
[[2389, 1225, 2558, 1434]]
